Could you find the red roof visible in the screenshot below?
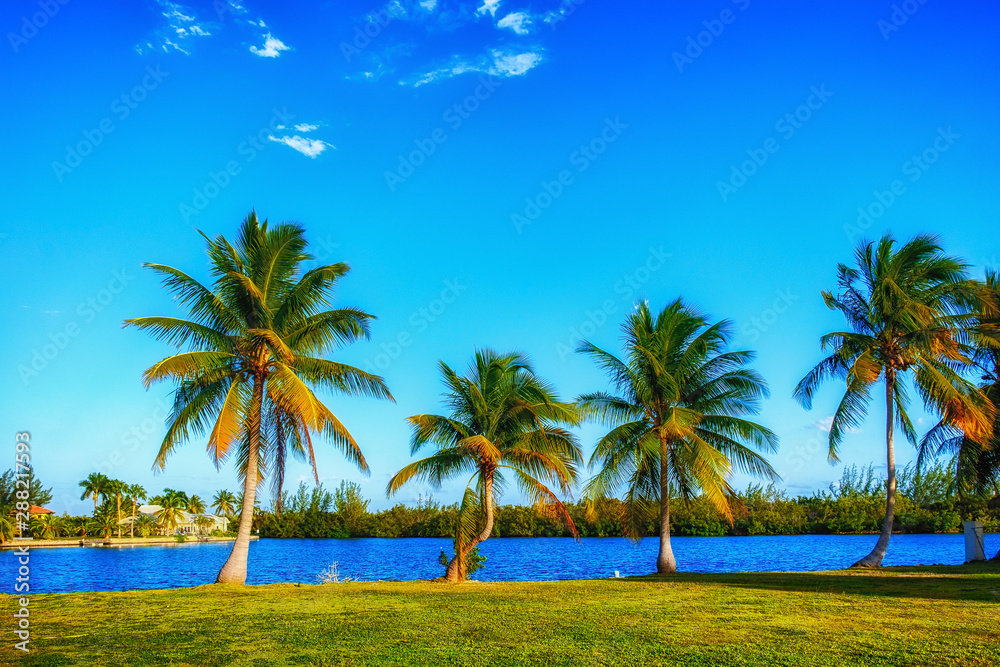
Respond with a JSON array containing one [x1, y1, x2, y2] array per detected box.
[[28, 505, 54, 515]]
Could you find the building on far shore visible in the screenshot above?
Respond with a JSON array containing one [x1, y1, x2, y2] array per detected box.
[[27, 505, 54, 515], [121, 505, 229, 535]]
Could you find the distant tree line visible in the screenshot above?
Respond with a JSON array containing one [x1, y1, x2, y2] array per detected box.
[[252, 467, 1000, 540]]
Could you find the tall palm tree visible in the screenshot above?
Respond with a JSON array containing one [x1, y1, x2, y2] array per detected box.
[[578, 300, 778, 574], [388, 349, 582, 583], [107, 479, 126, 538], [126, 484, 147, 538], [187, 495, 206, 515], [212, 489, 237, 518], [794, 233, 993, 568], [124, 212, 393, 584], [79, 473, 111, 515]]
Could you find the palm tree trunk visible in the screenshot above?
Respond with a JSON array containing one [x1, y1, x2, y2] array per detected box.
[[853, 373, 897, 568], [445, 475, 495, 583], [130, 500, 137, 538], [216, 374, 264, 585], [116, 494, 122, 538], [657, 437, 677, 574]]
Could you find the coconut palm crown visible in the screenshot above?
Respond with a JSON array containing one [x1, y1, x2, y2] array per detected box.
[[124, 211, 393, 584]]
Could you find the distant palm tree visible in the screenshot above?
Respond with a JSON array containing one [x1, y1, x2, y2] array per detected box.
[[107, 479, 126, 538], [29, 514, 63, 539], [0, 511, 15, 544], [388, 349, 582, 582], [212, 490, 237, 518], [795, 233, 993, 568], [79, 473, 111, 516], [195, 515, 214, 535], [125, 484, 147, 538], [156, 495, 187, 534], [88, 508, 118, 539], [135, 514, 157, 538], [124, 212, 393, 584], [578, 300, 778, 574], [187, 495, 206, 515]]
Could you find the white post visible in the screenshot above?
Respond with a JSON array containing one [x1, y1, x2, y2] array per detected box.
[[964, 520, 985, 563]]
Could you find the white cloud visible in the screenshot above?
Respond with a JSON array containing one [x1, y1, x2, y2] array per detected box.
[[294, 123, 319, 132], [249, 18, 267, 27], [268, 135, 335, 158], [407, 47, 542, 86], [477, 0, 501, 17], [497, 11, 532, 35], [419, 0, 437, 10], [136, 0, 210, 55], [250, 33, 290, 58]]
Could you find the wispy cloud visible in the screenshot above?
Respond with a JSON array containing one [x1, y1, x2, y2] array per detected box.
[[268, 135, 335, 158], [294, 123, 319, 132], [137, 0, 211, 55], [250, 33, 291, 57], [497, 11, 532, 35], [408, 47, 542, 86]]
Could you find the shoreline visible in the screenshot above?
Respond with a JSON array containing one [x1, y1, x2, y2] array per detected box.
[[0, 535, 257, 550]]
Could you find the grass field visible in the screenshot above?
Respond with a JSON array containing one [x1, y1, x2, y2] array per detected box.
[[3, 562, 998, 666]]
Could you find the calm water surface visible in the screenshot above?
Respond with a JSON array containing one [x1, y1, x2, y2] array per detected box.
[[4, 533, 996, 594]]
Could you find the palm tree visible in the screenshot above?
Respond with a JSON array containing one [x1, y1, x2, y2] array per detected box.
[[0, 511, 14, 544], [135, 514, 157, 537], [124, 212, 393, 584], [212, 489, 237, 518], [388, 349, 582, 583], [125, 484, 147, 538], [29, 514, 63, 539], [794, 233, 993, 568], [107, 479, 126, 538], [88, 505, 118, 539], [578, 300, 778, 574], [156, 495, 187, 535], [195, 515, 214, 535], [918, 270, 1000, 558], [187, 495, 206, 515], [79, 473, 111, 515]]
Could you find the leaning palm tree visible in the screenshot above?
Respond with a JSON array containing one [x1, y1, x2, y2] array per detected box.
[[79, 473, 111, 516], [212, 490, 237, 518], [187, 495, 206, 515], [125, 484, 147, 538], [124, 212, 393, 584], [795, 233, 993, 568], [578, 300, 778, 574], [388, 349, 582, 583]]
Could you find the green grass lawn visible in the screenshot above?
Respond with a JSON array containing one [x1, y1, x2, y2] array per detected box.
[[3, 563, 998, 666]]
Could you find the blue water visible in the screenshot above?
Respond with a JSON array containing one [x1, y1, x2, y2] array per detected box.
[[3, 534, 997, 594]]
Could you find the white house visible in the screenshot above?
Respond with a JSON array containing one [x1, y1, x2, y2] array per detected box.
[[124, 504, 229, 535]]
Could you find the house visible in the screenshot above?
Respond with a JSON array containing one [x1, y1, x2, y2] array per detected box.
[[27, 505, 54, 515], [123, 504, 229, 535]]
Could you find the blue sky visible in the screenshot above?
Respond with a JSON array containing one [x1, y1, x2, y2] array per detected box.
[[2, 0, 998, 515]]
